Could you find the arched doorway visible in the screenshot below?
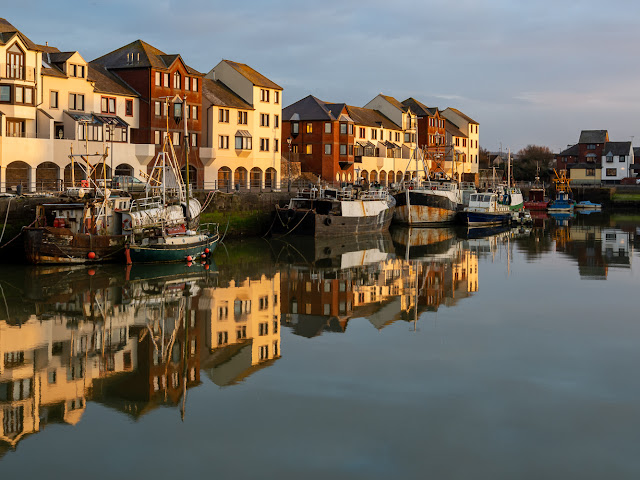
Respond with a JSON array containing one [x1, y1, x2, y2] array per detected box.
[[6, 161, 30, 192], [404, 172, 411, 182], [234, 167, 247, 190], [360, 170, 368, 183], [35, 162, 60, 191], [250, 167, 262, 189], [218, 167, 231, 191], [115, 163, 134, 177], [265, 167, 277, 189], [181, 165, 197, 190], [396, 172, 403, 183], [64, 163, 87, 187], [370, 171, 378, 183], [388, 171, 394, 185], [379, 170, 386, 186]]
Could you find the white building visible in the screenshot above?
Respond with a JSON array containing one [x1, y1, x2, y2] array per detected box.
[[601, 141, 633, 184]]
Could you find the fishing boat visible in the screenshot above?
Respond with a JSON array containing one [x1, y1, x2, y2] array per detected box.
[[462, 192, 511, 227], [548, 169, 575, 213], [126, 95, 219, 263], [523, 163, 549, 210], [23, 149, 133, 264], [273, 185, 395, 236]]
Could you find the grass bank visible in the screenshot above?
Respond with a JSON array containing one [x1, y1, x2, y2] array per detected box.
[[200, 210, 272, 238]]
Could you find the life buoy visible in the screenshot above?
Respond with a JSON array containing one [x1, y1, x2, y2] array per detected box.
[[122, 218, 132, 230], [325, 217, 332, 226]]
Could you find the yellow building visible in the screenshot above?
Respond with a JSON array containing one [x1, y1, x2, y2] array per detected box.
[[202, 60, 282, 190]]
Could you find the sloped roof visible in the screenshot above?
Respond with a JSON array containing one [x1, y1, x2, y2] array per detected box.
[[42, 66, 67, 78], [379, 94, 409, 112], [446, 107, 478, 124], [578, 130, 608, 144], [91, 39, 202, 75], [48, 51, 75, 63], [88, 63, 139, 97], [603, 141, 632, 156], [445, 119, 467, 138], [202, 78, 253, 110], [325, 103, 349, 120], [402, 97, 438, 117], [558, 144, 579, 156], [345, 105, 402, 130], [221, 60, 282, 90], [0, 18, 40, 51], [283, 95, 336, 121]]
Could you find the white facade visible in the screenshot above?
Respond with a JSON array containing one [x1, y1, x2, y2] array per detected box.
[[601, 145, 633, 182]]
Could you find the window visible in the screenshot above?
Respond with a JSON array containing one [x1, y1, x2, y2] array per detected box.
[[371, 129, 377, 140], [7, 43, 24, 79], [586, 168, 595, 176], [274, 114, 279, 128], [395, 132, 400, 142], [173, 71, 181, 89], [185, 76, 190, 90], [101, 96, 116, 114], [463, 139, 467, 147], [305, 144, 312, 154], [260, 113, 269, 127], [219, 109, 229, 122], [155, 71, 161, 86], [260, 138, 270, 151], [69, 93, 84, 111], [606, 154, 613, 163], [306, 123, 313, 133], [349, 144, 354, 155], [191, 133, 197, 147], [274, 139, 279, 152], [260, 89, 270, 102], [359, 127, 365, 138], [70, 64, 85, 78], [125, 99, 133, 116], [14, 85, 23, 103], [325, 144, 331, 155], [155, 101, 161, 116], [235, 135, 252, 150], [587, 144, 595, 150], [50, 90, 59, 108], [192, 78, 198, 91], [173, 132, 180, 145], [340, 144, 347, 155], [238, 111, 248, 124], [5, 119, 24, 137], [291, 145, 298, 153], [219, 135, 229, 149], [292, 122, 299, 134], [164, 72, 169, 86], [606, 168, 617, 177], [192, 105, 198, 120], [619, 155, 625, 163], [349, 124, 354, 135], [0, 85, 11, 102], [340, 123, 347, 134], [274, 91, 279, 104], [154, 130, 161, 144], [325, 122, 331, 133]]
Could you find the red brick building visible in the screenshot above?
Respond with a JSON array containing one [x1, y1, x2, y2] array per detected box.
[[282, 95, 355, 182], [90, 40, 205, 187]]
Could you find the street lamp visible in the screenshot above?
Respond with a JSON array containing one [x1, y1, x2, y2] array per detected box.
[[287, 136, 292, 192]]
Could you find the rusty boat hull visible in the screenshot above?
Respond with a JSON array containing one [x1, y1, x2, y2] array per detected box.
[[274, 206, 394, 236], [23, 226, 127, 264], [392, 189, 459, 225]]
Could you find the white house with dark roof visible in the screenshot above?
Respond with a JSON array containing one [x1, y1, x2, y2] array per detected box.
[[601, 141, 633, 184], [204, 60, 282, 189]]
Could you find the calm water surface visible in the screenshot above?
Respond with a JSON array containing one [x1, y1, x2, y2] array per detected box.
[[1, 212, 639, 479]]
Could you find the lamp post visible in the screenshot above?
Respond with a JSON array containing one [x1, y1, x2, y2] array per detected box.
[[107, 120, 116, 181], [287, 136, 292, 192]]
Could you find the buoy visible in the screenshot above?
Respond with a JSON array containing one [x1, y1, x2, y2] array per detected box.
[[204, 264, 210, 270], [204, 248, 210, 254], [187, 261, 193, 267], [88, 269, 96, 276], [201, 253, 207, 259], [88, 251, 96, 260], [186, 255, 193, 262], [124, 247, 132, 265]]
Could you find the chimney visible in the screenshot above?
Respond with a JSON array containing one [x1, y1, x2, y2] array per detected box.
[[45, 41, 48, 46]]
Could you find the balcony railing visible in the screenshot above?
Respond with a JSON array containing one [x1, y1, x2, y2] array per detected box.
[[0, 64, 36, 82]]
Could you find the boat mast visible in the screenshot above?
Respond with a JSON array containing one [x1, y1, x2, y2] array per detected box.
[[183, 95, 190, 225], [507, 148, 511, 189]]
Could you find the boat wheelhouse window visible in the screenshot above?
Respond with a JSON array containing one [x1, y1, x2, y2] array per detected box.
[[483, 195, 493, 202]]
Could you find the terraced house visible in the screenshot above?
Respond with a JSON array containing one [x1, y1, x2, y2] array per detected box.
[[202, 60, 282, 190]]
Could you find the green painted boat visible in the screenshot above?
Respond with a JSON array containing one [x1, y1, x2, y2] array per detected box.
[[128, 231, 219, 264]]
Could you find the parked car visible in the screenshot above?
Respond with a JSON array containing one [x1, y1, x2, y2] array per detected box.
[[112, 175, 147, 192]]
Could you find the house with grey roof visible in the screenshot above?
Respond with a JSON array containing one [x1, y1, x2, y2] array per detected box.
[[601, 141, 633, 184]]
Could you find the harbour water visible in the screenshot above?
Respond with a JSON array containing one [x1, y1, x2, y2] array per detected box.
[[1, 212, 639, 478]]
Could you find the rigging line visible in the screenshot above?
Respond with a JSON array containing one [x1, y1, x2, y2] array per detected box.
[[0, 197, 12, 244]]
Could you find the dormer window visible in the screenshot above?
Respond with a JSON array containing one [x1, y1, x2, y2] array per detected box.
[[7, 43, 24, 79], [174, 71, 181, 89], [606, 153, 613, 163], [70, 64, 85, 78]]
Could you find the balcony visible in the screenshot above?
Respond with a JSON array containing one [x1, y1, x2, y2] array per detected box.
[[0, 64, 36, 82]]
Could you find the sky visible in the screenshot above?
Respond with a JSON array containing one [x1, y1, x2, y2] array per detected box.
[[5, 0, 640, 153]]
